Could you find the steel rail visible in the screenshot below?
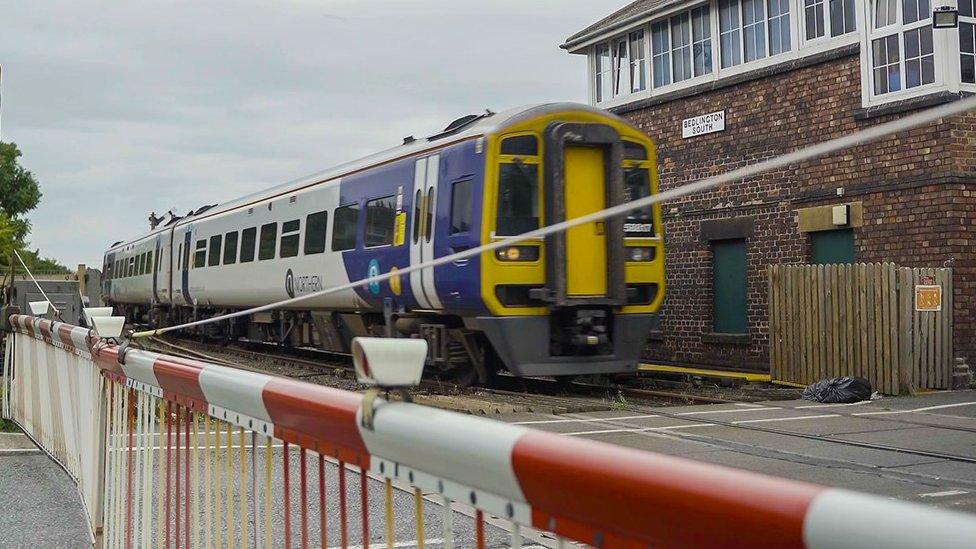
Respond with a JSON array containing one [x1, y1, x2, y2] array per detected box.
[[130, 95, 976, 339]]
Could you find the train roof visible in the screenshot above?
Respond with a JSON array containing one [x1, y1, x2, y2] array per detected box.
[[106, 102, 629, 253]]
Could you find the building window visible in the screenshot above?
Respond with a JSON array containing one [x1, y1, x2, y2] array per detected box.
[[304, 211, 328, 255], [692, 6, 714, 77], [960, 2, 975, 84], [904, 25, 935, 88], [194, 240, 206, 269], [872, 34, 902, 94], [742, 0, 768, 62], [365, 196, 396, 247], [223, 232, 238, 265], [240, 227, 256, 263], [652, 21, 672, 87], [767, 0, 791, 56], [594, 43, 612, 102], [711, 238, 748, 334], [612, 38, 631, 96], [870, 1, 934, 96], [805, 0, 857, 40], [258, 223, 277, 261], [651, 6, 713, 89], [280, 219, 300, 258], [719, 0, 791, 68], [719, 0, 743, 68], [450, 179, 473, 234], [629, 30, 647, 92], [208, 235, 222, 267], [332, 204, 360, 251], [810, 229, 855, 264], [671, 13, 694, 82]]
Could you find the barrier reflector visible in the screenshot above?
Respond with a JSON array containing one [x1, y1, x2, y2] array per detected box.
[[4, 314, 976, 548]]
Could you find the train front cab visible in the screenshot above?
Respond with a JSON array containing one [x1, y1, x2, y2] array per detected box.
[[478, 110, 665, 377]]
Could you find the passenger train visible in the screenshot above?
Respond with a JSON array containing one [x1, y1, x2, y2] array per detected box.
[[102, 103, 665, 384]]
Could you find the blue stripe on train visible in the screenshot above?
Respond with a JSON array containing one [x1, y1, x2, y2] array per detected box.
[[340, 139, 485, 314]]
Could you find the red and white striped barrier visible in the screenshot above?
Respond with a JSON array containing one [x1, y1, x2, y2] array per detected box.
[[4, 313, 976, 548]]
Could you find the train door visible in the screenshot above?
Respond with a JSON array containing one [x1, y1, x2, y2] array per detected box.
[[564, 146, 608, 297], [543, 123, 625, 305], [152, 236, 162, 304], [180, 229, 192, 305], [409, 154, 443, 309]]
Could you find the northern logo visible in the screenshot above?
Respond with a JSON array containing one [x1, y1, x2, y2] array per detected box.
[[285, 268, 295, 298]]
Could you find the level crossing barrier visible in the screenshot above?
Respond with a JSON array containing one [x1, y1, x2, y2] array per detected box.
[[4, 314, 976, 548]]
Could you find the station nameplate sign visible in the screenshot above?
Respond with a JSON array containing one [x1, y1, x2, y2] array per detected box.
[[915, 285, 942, 312], [682, 110, 726, 139]]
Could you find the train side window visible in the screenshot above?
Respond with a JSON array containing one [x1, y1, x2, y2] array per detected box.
[[147, 251, 154, 274], [208, 235, 222, 267], [425, 191, 434, 243], [259, 223, 278, 260], [500, 135, 538, 156], [304, 211, 328, 255], [240, 228, 257, 263], [450, 179, 473, 234], [332, 204, 360, 251], [496, 163, 539, 236], [128, 257, 135, 277], [364, 196, 396, 247], [143, 252, 149, 275], [280, 219, 300, 258], [412, 190, 422, 244], [137, 253, 144, 275], [194, 240, 207, 268], [223, 232, 239, 265]]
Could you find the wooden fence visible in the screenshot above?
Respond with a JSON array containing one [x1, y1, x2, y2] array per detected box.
[[768, 263, 952, 395]]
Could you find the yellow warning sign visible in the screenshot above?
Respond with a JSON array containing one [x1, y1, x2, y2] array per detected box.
[[394, 212, 407, 246], [915, 285, 942, 312]]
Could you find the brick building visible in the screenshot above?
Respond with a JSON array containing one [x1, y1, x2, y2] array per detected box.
[[562, 0, 976, 373]]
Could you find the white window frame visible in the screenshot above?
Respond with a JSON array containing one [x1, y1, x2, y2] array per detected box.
[[583, 0, 861, 109], [612, 37, 632, 97], [801, 0, 858, 46], [961, 1, 976, 89], [859, 0, 952, 107], [629, 29, 648, 92]]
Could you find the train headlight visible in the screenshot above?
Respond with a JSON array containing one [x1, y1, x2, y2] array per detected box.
[[496, 246, 539, 262], [627, 247, 655, 262]]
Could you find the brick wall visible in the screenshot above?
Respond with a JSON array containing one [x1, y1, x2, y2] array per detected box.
[[617, 50, 976, 372]]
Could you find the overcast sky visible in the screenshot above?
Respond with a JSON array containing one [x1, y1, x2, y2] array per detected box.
[[1, 1, 621, 268]]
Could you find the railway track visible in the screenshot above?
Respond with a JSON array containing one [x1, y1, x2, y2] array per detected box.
[[138, 335, 668, 414]]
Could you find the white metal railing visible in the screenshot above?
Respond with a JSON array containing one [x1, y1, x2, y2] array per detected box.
[[5, 313, 976, 548]]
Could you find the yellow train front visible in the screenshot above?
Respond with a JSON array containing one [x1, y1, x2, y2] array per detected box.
[[473, 103, 665, 377]]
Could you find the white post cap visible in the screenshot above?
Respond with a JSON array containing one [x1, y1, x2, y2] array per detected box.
[[91, 316, 125, 339], [352, 337, 427, 388]]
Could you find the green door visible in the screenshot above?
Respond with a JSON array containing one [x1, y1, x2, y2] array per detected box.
[[712, 239, 747, 333], [811, 229, 854, 265]]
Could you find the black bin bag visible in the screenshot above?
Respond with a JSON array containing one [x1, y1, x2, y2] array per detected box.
[[801, 376, 873, 403]]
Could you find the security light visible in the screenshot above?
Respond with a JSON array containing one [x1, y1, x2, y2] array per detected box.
[[933, 6, 959, 29]]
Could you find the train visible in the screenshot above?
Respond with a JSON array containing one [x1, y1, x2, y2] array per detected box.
[[102, 103, 665, 384]]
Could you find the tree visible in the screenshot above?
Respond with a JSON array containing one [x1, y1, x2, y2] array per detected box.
[[0, 141, 42, 240]]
